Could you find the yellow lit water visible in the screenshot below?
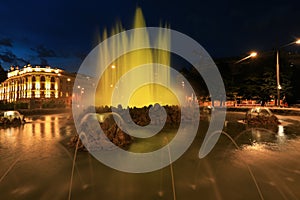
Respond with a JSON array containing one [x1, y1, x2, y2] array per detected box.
[[95, 8, 177, 107]]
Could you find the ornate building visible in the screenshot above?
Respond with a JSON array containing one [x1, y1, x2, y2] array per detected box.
[[0, 64, 75, 108]]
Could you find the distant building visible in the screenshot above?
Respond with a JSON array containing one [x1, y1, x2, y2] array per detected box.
[[0, 64, 75, 108]]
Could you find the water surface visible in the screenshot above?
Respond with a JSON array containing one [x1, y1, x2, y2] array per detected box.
[[0, 112, 299, 200]]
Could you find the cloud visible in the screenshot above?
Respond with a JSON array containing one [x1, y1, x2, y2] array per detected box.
[[0, 38, 13, 47], [74, 51, 88, 61], [0, 50, 29, 66], [30, 45, 68, 66], [40, 57, 48, 65], [0, 51, 15, 63], [31, 44, 56, 57]]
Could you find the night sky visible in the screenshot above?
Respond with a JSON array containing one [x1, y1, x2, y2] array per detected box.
[[0, 0, 299, 72]]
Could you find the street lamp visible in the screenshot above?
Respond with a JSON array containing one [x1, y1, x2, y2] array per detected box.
[[235, 51, 257, 64], [250, 52, 258, 57], [276, 39, 300, 107]]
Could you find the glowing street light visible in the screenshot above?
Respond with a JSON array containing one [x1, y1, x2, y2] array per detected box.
[[276, 39, 300, 107], [235, 51, 258, 64], [249, 52, 257, 57]]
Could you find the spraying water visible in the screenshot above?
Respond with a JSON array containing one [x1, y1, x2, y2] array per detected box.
[[95, 8, 178, 107]]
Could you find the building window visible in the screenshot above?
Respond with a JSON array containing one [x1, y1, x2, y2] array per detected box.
[[32, 76, 36, 90]]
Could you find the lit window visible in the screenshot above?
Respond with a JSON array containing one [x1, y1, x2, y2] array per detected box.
[[35, 91, 40, 98]]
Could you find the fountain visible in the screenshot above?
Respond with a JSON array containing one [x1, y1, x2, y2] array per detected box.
[[95, 8, 178, 108]]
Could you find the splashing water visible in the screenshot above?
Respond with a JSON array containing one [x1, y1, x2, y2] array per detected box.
[[95, 8, 179, 107]]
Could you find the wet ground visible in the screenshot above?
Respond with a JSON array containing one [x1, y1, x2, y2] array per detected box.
[[0, 112, 300, 200]]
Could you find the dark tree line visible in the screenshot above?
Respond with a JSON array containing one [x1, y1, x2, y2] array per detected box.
[[217, 50, 297, 104], [179, 50, 298, 104]]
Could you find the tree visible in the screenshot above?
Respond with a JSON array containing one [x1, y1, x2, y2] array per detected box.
[[260, 72, 276, 101], [238, 76, 262, 100]]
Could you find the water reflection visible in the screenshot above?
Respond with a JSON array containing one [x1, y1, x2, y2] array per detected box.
[[0, 112, 299, 200], [236, 123, 289, 147], [277, 125, 287, 144], [24, 115, 61, 139], [250, 128, 277, 143], [278, 125, 284, 136], [0, 114, 74, 163]]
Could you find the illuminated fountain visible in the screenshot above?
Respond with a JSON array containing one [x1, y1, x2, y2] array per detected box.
[[95, 8, 179, 107]]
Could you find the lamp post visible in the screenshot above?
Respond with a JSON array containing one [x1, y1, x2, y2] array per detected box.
[[276, 39, 300, 107]]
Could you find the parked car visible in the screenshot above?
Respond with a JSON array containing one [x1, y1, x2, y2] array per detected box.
[[0, 110, 25, 125]]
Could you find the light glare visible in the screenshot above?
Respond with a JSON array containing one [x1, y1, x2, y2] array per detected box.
[[250, 52, 257, 57]]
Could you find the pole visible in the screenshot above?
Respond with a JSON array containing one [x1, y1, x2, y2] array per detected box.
[[276, 50, 280, 107]]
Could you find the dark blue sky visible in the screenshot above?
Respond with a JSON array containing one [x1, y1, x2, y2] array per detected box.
[[0, 0, 299, 72]]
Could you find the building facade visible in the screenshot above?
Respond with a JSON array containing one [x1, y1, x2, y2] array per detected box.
[[0, 64, 75, 108]]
